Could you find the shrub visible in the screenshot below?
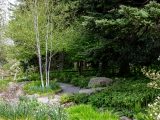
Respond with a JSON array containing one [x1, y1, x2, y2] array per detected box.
[[148, 96, 160, 120], [68, 78, 160, 117], [50, 71, 90, 88], [70, 76, 90, 88], [60, 94, 73, 104], [23, 81, 61, 95], [67, 104, 119, 120], [70, 94, 89, 104], [87, 79, 160, 117], [134, 112, 153, 120], [50, 72, 77, 83], [0, 79, 10, 92], [28, 73, 40, 81], [0, 99, 67, 120]]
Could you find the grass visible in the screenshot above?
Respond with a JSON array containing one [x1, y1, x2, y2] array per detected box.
[[67, 104, 119, 120], [0, 99, 66, 120], [0, 79, 10, 92], [23, 81, 61, 95]]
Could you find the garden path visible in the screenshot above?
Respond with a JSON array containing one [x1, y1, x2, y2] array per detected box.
[[0, 82, 102, 106], [0, 82, 81, 105]]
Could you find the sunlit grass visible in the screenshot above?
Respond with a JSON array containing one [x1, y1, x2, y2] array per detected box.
[[67, 104, 119, 120]]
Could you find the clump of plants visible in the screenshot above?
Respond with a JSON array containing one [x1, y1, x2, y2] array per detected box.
[[60, 94, 73, 104], [50, 71, 90, 88], [70, 76, 90, 88], [69, 78, 160, 117], [67, 104, 119, 120], [148, 96, 160, 120], [0, 79, 11, 92], [88, 79, 159, 116], [0, 99, 66, 120], [23, 81, 61, 95]]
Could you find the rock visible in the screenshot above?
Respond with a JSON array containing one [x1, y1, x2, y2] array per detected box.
[[16, 89, 24, 97], [79, 88, 105, 94], [88, 77, 113, 88], [37, 97, 49, 104], [120, 116, 132, 120], [26, 94, 39, 100]]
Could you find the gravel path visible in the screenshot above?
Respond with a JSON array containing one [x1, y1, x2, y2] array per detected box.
[[0, 82, 80, 104], [37, 83, 81, 105], [0, 82, 95, 106], [59, 82, 80, 94]]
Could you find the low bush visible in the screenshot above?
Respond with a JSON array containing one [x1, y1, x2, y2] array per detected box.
[[70, 94, 89, 104], [0, 79, 10, 92], [148, 96, 160, 120], [50, 71, 90, 88], [60, 94, 73, 104], [88, 80, 160, 117], [50, 72, 77, 83], [134, 112, 153, 120], [67, 104, 119, 120], [28, 73, 40, 81], [17, 73, 40, 82], [70, 76, 90, 88], [0, 99, 66, 120], [23, 81, 61, 95]]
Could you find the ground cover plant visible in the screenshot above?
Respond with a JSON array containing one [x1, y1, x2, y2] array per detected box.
[[0, 99, 66, 120], [0, 79, 10, 92], [69, 77, 160, 117], [23, 81, 61, 95]]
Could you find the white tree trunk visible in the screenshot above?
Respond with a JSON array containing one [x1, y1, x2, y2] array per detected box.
[[45, 0, 49, 87], [33, 0, 44, 88]]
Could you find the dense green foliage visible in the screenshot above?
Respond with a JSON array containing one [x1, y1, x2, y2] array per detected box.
[[69, 78, 160, 117], [51, 71, 91, 87], [2, 0, 160, 119], [67, 104, 119, 120], [7, 0, 160, 76]]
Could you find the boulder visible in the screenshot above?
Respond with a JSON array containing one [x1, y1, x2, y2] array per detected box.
[[88, 77, 113, 88]]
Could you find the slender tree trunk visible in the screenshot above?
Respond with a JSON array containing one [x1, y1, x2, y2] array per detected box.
[[33, 0, 44, 88], [45, 0, 53, 86], [47, 22, 53, 86], [45, 0, 49, 87]]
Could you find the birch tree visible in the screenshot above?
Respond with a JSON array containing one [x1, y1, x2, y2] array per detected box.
[[33, 0, 44, 88], [45, 0, 49, 87]]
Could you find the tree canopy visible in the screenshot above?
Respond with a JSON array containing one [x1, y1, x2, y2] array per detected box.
[[7, 0, 160, 76]]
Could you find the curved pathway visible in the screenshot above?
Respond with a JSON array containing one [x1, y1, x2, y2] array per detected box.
[[58, 82, 80, 94], [0, 82, 102, 106]]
